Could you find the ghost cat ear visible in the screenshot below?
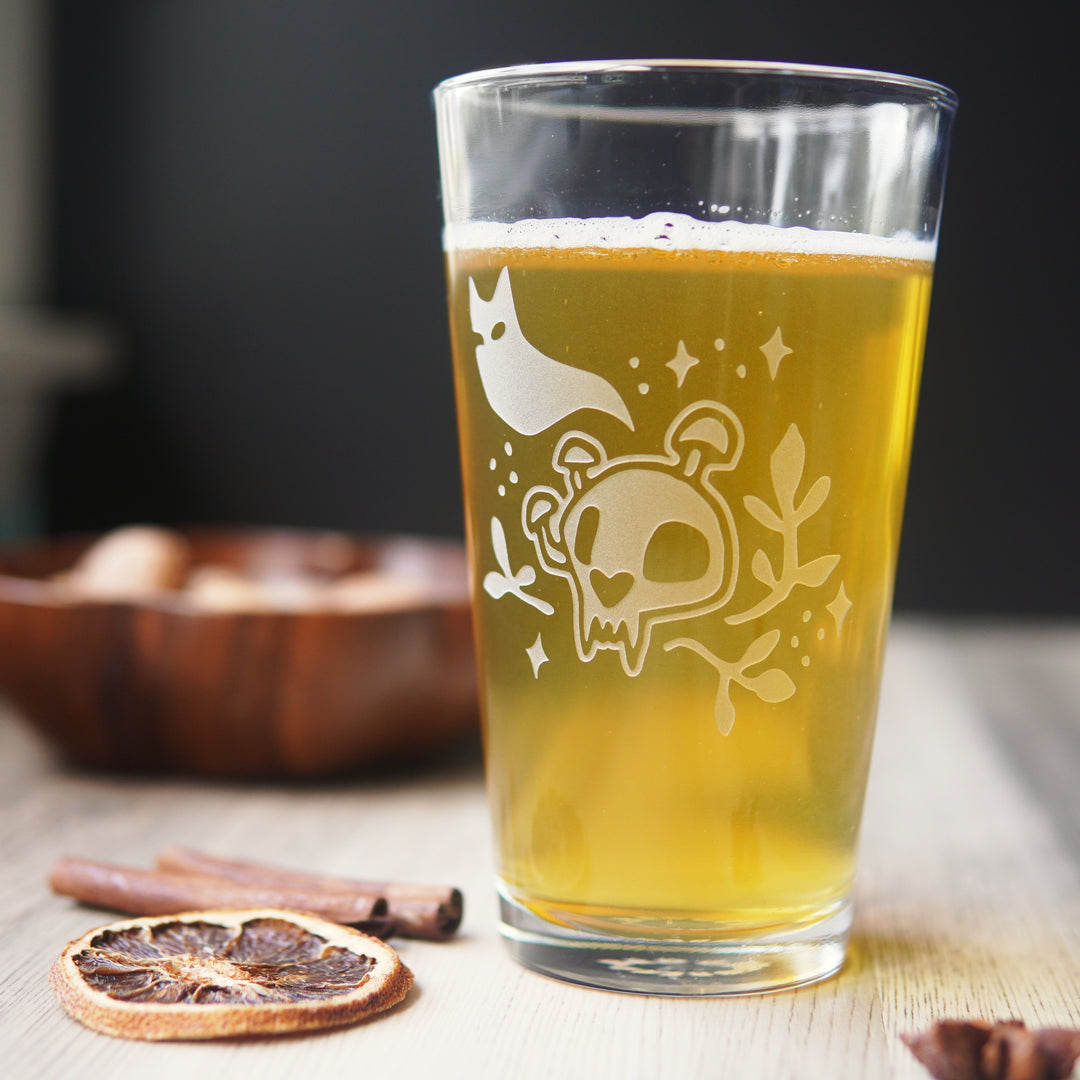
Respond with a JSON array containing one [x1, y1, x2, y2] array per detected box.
[[492, 265, 512, 303], [666, 401, 745, 476], [468, 266, 516, 338]]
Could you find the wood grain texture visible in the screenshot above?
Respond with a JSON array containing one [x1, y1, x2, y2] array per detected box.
[[1, 618, 1078, 1080]]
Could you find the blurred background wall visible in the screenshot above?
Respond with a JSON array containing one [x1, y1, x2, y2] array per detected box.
[[16, 0, 1076, 613]]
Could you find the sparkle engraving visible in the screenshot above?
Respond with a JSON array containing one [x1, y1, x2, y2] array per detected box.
[[526, 634, 549, 677], [826, 582, 853, 634], [760, 327, 793, 379], [666, 340, 700, 387], [483, 517, 554, 615], [469, 265, 848, 735]]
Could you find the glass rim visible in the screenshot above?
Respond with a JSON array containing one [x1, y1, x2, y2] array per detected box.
[[434, 58, 958, 110]]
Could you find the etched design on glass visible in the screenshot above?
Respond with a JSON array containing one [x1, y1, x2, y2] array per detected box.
[[526, 633, 549, 677], [468, 268, 634, 435], [666, 340, 699, 387], [759, 326, 793, 379], [522, 402, 743, 677], [470, 265, 850, 733], [482, 516, 554, 615], [827, 582, 852, 633], [664, 631, 796, 736], [595, 953, 767, 979], [727, 424, 839, 625]]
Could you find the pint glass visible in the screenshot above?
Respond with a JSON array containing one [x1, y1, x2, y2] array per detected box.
[[434, 61, 955, 994]]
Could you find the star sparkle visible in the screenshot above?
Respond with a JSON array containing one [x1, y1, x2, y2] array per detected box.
[[826, 582, 853, 634], [526, 633, 549, 677], [759, 327, 793, 379], [666, 340, 700, 387]]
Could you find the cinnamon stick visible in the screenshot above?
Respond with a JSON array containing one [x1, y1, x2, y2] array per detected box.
[[155, 846, 463, 941], [49, 857, 393, 935]]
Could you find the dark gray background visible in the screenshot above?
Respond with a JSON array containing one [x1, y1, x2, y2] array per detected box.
[[44, 0, 1077, 614]]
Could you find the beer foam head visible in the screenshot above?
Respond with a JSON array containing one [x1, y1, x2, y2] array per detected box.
[[444, 212, 935, 262]]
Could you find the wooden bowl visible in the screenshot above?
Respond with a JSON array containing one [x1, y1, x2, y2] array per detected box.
[[0, 530, 478, 778]]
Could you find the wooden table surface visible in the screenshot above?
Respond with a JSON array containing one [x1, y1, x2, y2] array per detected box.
[[2, 617, 1079, 1080]]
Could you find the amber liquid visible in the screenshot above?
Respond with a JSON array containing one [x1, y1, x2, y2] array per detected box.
[[446, 231, 933, 938]]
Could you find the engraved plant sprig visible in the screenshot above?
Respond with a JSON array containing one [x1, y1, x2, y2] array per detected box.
[[483, 516, 554, 615], [664, 630, 796, 735], [727, 423, 839, 625]]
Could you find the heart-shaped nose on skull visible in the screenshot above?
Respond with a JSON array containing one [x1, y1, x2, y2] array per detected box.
[[521, 401, 744, 678], [589, 569, 634, 608]]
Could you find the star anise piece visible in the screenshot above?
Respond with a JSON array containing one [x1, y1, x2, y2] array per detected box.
[[902, 1020, 1080, 1080]]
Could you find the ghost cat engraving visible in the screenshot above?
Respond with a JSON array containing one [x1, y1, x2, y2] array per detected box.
[[468, 266, 635, 436]]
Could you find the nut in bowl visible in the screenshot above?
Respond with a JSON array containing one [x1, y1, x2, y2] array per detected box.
[[0, 527, 477, 778]]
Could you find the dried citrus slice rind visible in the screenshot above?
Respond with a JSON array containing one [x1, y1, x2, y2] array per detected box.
[[49, 908, 413, 1040]]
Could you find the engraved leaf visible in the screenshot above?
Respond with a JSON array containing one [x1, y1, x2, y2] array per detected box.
[[742, 669, 797, 703], [490, 516, 513, 576], [483, 571, 511, 599], [770, 424, 805, 509], [751, 549, 775, 586], [798, 554, 841, 588], [796, 475, 831, 521], [743, 495, 783, 532], [739, 629, 781, 669], [714, 689, 737, 736]]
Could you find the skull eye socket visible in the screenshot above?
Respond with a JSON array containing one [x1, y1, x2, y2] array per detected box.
[[643, 520, 711, 582], [574, 505, 601, 564]]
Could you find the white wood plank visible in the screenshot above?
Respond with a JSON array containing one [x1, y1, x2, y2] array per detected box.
[[2, 620, 1079, 1080]]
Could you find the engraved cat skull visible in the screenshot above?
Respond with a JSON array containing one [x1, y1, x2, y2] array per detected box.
[[523, 401, 743, 677]]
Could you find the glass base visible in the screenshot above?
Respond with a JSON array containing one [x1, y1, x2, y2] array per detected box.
[[497, 885, 851, 996]]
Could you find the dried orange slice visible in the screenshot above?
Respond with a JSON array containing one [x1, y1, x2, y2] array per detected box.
[[49, 908, 413, 1040]]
